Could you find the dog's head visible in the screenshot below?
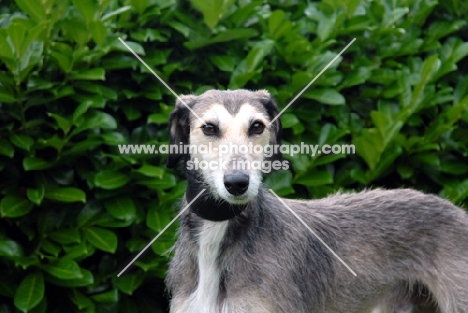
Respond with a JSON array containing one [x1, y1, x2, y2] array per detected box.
[[167, 89, 282, 205]]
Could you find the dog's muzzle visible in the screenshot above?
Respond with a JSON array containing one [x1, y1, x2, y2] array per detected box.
[[185, 171, 249, 221]]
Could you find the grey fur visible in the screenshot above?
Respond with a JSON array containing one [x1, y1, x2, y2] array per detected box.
[[166, 89, 468, 313]]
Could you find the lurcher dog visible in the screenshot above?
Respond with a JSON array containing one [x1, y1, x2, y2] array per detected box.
[[165, 89, 468, 313]]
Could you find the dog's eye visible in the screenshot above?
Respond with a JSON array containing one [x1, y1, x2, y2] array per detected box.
[[250, 122, 265, 135], [202, 123, 218, 135]]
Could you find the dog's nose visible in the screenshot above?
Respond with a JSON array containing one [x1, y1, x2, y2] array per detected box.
[[224, 171, 249, 196]]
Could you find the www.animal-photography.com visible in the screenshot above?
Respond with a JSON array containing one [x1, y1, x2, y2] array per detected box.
[[1, 1, 468, 313]]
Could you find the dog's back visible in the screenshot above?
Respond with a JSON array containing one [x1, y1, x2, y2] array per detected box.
[[299, 188, 468, 312]]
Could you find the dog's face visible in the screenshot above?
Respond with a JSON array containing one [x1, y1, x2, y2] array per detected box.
[[168, 89, 281, 205]]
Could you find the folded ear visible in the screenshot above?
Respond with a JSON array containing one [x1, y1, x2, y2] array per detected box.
[[167, 95, 197, 168], [256, 90, 282, 160]]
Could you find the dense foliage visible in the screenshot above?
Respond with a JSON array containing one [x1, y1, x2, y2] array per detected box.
[[0, 0, 467, 312]]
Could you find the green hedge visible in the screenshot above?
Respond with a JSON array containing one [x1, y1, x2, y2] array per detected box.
[[0, 0, 467, 312]]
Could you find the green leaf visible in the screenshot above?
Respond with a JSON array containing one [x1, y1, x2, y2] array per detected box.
[[42, 258, 83, 279], [303, 88, 346, 105], [94, 170, 130, 189], [264, 171, 294, 196], [123, 104, 142, 121], [340, 66, 372, 89], [44, 187, 86, 203], [50, 44, 73, 73], [190, 0, 235, 29], [14, 0, 46, 22], [420, 54, 440, 86], [71, 289, 94, 311], [134, 164, 165, 178], [210, 55, 235, 71], [413, 153, 439, 166], [440, 159, 468, 175], [60, 16, 89, 46], [14, 256, 40, 269], [49, 228, 81, 245], [91, 288, 118, 303], [317, 12, 337, 41], [70, 68, 105, 81], [370, 111, 391, 138], [113, 40, 145, 55], [101, 6, 132, 21], [313, 154, 346, 166], [424, 20, 467, 45], [352, 129, 383, 170], [0, 138, 14, 158], [89, 20, 107, 46], [318, 123, 349, 146], [73, 110, 117, 133], [151, 238, 173, 255], [14, 273, 44, 313], [185, 28, 259, 50], [72, 0, 96, 23], [115, 272, 144, 295], [26, 185, 45, 205], [136, 172, 175, 190], [61, 139, 102, 157], [147, 113, 169, 124], [0, 240, 23, 257], [214, 28, 260, 44], [10, 134, 34, 151], [412, 54, 440, 106], [0, 195, 34, 218], [77, 201, 101, 227], [268, 10, 286, 38], [41, 240, 61, 257], [63, 241, 94, 260], [101, 132, 127, 144], [48, 113, 72, 134], [45, 268, 94, 287], [104, 196, 136, 221], [382, 7, 409, 28], [281, 113, 300, 128], [294, 170, 333, 186], [0, 87, 16, 103], [72, 100, 95, 122], [84, 227, 118, 253], [130, 0, 149, 13], [23, 157, 51, 171], [147, 207, 171, 232], [443, 179, 468, 202], [246, 45, 268, 72]]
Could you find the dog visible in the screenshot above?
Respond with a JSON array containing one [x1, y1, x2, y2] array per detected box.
[[165, 89, 468, 313]]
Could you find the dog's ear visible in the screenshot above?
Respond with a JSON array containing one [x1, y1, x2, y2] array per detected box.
[[167, 95, 197, 168], [256, 90, 282, 160]]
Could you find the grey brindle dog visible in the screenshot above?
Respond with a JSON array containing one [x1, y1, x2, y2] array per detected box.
[[165, 89, 468, 313]]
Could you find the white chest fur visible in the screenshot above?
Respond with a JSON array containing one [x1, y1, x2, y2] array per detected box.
[[172, 220, 228, 313]]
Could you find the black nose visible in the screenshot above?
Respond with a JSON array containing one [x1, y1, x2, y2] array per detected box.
[[224, 171, 249, 196]]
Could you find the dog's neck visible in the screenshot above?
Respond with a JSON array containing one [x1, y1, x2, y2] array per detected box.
[[185, 177, 248, 221]]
